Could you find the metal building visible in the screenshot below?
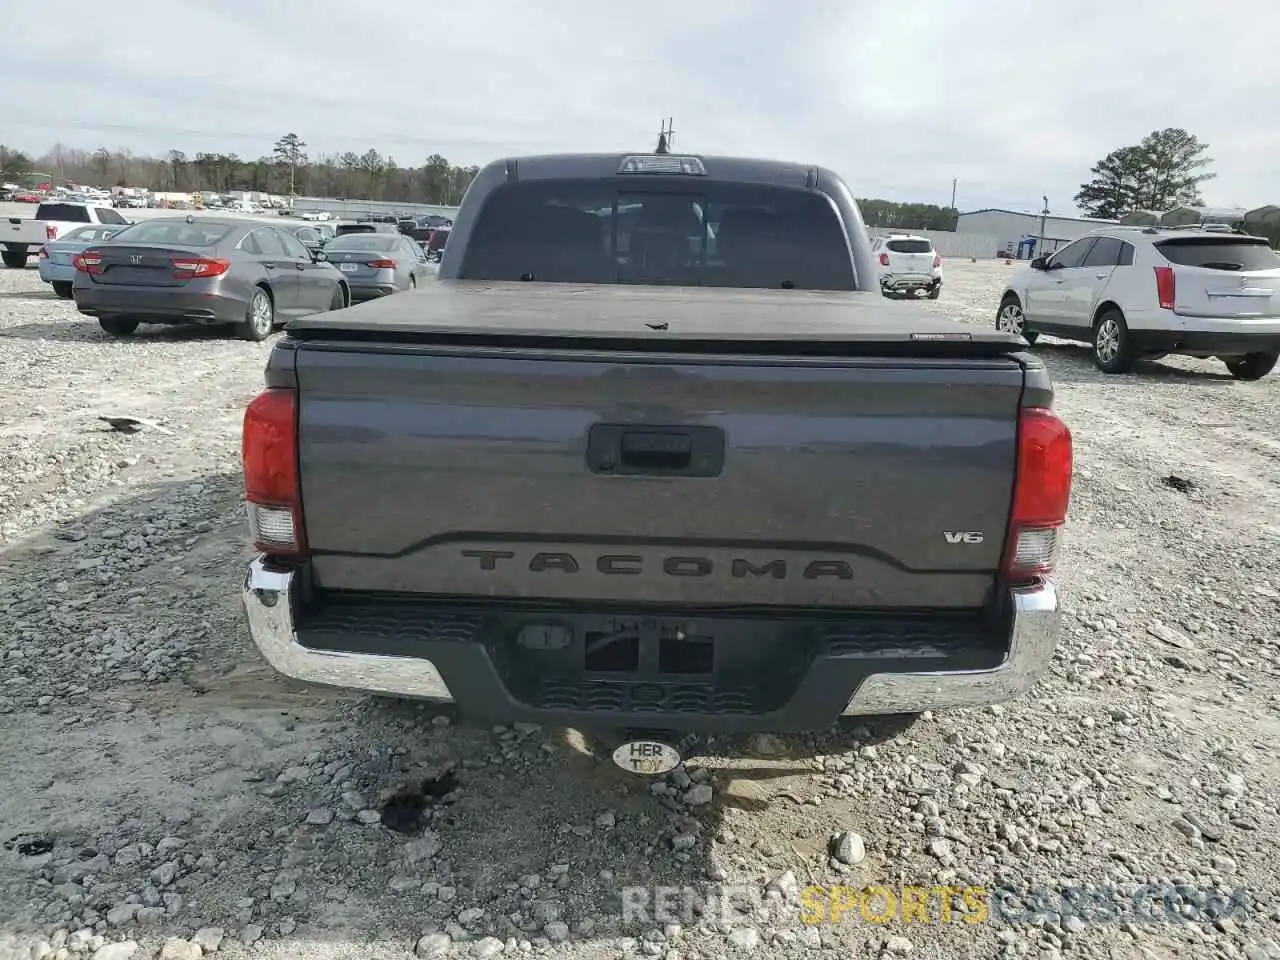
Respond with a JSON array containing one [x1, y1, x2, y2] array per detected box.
[[955, 208, 1120, 259]]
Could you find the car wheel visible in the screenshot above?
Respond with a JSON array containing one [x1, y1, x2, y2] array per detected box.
[[927, 283, 941, 300], [1224, 351, 1279, 381], [996, 295, 1038, 344], [1, 250, 27, 269], [99, 317, 138, 337], [1092, 307, 1137, 374], [329, 284, 346, 311], [238, 287, 274, 342], [409, 274, 417, 290], [52, 281, 73, 299]]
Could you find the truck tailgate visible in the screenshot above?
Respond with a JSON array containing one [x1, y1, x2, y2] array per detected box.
[[294, 344, 1025, 609]]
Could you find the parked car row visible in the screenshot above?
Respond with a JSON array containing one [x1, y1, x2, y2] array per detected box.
[[337, 217, 452, 262], [3, 200, 133, 268], [994, 224, 1280, 379], [66, 215, 353, 340], [278, 220, 336, 254], [27, 213, 435, 341], [316, 232, 431, 300], [37, 225, 123, 298]]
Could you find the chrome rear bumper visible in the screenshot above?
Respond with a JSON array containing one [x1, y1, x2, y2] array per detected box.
[[242, 557, 1058, 715], [840, 581, 1058, 714], [242, 558, 453, 700]]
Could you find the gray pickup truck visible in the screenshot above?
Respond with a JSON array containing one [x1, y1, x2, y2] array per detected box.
[[240, 151, 1073, 773]]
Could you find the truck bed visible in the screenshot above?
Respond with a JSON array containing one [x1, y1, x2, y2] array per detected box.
[[285, 280, 1026, 356]]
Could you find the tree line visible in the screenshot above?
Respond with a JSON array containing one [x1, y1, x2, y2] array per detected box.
[[0, 132, 961, 227], [0, 133, 480, 206]]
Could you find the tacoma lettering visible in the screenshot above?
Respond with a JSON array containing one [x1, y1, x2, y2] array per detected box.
[[460, 550, 855, 579], [597, 554, 642, 575], [529, 552, 579, 573], [731, 558, 786, 579], [664, 556, 713, 577]]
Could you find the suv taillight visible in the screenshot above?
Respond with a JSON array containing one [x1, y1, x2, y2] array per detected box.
[[242, 388, 307, 558], [878, 252, 890, 267], [1153, 266, 1175, 310], [45, 225, 58, 240], [1002, 407, 1073, 583], [933, 253, 942, 268]]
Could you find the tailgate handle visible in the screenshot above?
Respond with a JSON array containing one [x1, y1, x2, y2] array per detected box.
[[587, 424, 724, 477], [621, 431, 692, 468]]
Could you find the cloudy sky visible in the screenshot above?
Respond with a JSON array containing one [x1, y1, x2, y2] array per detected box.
[[3, 0, 1278, 214]]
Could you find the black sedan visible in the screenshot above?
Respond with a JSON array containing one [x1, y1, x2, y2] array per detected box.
[[72, 216, 352, 340]]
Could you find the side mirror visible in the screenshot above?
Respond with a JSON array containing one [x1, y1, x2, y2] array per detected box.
[[312, 249, 327, 262], [1030, 256, 1048, 270]]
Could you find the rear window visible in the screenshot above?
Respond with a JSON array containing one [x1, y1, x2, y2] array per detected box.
[[62, 225, 119, 242], [328, 234, 398, 251], [459, 179, 854, 289], [885, 239, 933, 254], [107, 220, 233, 246], [35, 203, 92, 223], [336, 223, 377, 236], [1155, 239, 1280, 271]]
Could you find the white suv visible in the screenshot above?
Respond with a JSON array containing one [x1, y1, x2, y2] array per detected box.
[[871, 234, 943, 299], [995, 226, 1280, 379]]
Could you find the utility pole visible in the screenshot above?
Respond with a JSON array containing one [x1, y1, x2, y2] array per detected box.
[[950, 178, 957, 210], [1039, 195, 1049, 256]]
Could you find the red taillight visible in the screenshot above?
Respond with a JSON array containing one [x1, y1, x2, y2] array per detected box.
[[72, 251, 104, 275], [38, 246, 49, 259], [242, 388, 307, 558], [933, 253, 942, 268], [46, 225, 58, 240], [1003, 407, 1073, 583], [171, 257, 230, 279], [1153, 266, 1175, 310], [878, 252, 890, 267], [367, 258, 397, 269]]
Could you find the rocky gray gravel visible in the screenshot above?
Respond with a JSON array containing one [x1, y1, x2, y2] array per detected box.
[[1, 261, 1279, 960]]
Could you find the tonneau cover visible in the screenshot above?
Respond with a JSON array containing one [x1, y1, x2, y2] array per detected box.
[[286, 280, 1026, 356]]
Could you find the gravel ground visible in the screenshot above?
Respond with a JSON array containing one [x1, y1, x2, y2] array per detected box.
[[1, 260, 1278, 960]]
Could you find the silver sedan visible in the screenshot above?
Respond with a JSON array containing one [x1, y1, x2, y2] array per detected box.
[[72, 216, 351, 340], [320, 233, 431, 301]]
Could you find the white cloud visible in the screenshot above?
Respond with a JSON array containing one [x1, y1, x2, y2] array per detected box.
[[3, 0, 1278, 212]]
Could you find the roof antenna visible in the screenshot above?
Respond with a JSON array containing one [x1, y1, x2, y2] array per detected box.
[[655, 117, 674, 154]]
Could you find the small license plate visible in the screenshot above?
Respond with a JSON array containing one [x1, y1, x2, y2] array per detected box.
[[338, 262, 358, 272]]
